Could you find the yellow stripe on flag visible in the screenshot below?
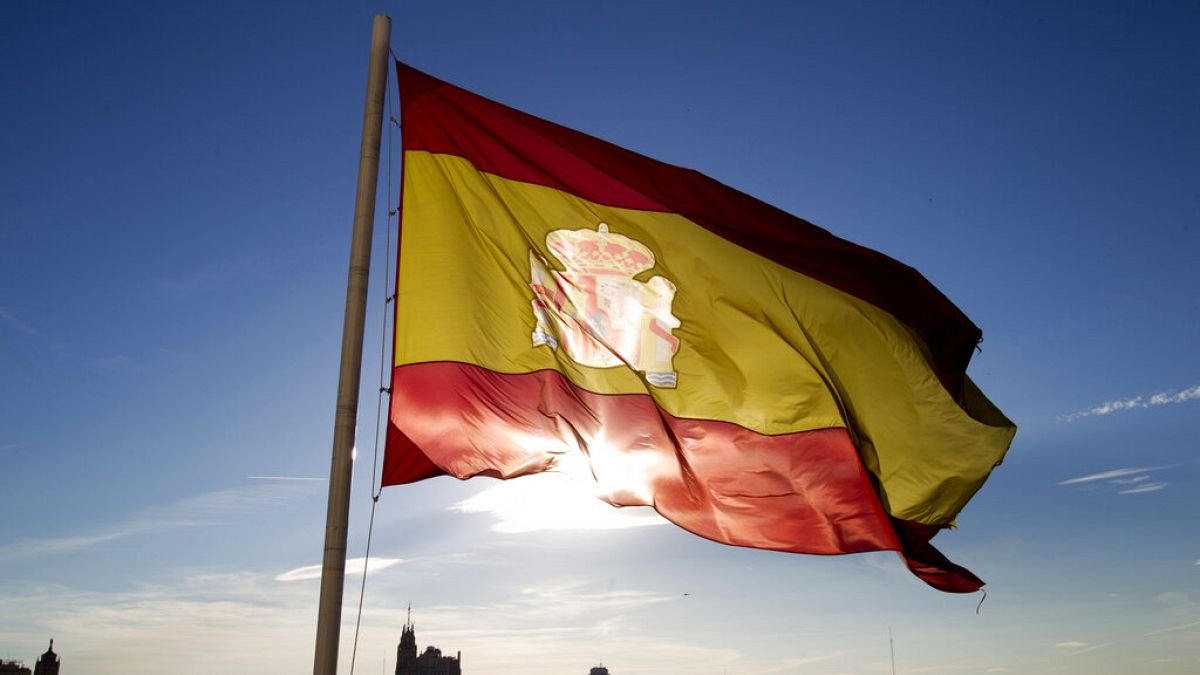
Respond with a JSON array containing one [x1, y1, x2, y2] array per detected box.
[[397, 150, 1014, 524]]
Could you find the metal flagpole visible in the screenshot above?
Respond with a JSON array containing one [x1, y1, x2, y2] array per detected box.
[[313, 14, 391, 675]]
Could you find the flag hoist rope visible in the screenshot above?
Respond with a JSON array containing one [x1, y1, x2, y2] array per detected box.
[[347, 49, 401, 675], [313, 14, 391, 675]]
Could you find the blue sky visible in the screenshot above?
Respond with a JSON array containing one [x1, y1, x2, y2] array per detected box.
[[1, 1, 1198, 673]]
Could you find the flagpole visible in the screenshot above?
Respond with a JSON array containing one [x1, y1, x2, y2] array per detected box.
[[313, 14, 391, 675]]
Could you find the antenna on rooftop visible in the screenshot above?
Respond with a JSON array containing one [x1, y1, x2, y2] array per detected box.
[[890, 627, 897, 675]]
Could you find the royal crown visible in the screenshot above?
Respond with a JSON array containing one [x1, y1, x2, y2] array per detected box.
[[546, 223, 656, 275]]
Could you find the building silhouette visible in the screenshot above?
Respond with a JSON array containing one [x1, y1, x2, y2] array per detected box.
[[395, 607, 460, 675], [1, 640, 58, 675], [588, 667, 610, 675], [32, 641, 58, 675], [0, 660, 32, 675]]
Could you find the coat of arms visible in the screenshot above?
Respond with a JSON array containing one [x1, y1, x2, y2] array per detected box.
[[529, 223, 680, 388]]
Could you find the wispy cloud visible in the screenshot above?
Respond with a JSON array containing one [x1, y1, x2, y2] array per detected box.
[[361, 580, 725, 673], [862, 551, 908, 577], [452, 472, 668, 533], [0, 570, 884, 675], [0, 524, 171, 560], [0, 306, 39, 335], [1119, 482, 1167, 494], [275, 557, 404, 582], [1061, 384, 1200, 422], [0, 307, 70, 352], [1058, 466, 1173, 495], [1145, 620, 1200, 637], [146, 255, 272, 301], [512, 580, 673, 616], [1052, 640, 1116, 657], [0, 573, 318, 675], [0, 483, 319, 562], [748, 652, 846, 673], [1110, 475, 1150, 485], [1153, 591, 1192, 608], [33, 573, 713, 675], [87, 354, 133, 371], [1058, 467, 1165, 485]]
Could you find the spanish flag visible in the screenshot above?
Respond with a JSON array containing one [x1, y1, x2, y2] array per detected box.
[[383, 62, 1015, 592]]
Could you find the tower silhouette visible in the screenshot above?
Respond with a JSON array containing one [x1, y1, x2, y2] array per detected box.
[[396, 605, 418, 670], [395, 605, 460, 675], [31, 641, 58, 675]]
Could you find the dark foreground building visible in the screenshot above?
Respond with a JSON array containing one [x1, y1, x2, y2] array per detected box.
[[32, 641, 58, 675], [589, 667, 610, 675], [396, 609, 461, 675], [0, 660, 32, 675], [1, 641, 58, 675]]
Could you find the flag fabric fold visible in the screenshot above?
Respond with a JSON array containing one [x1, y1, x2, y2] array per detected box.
[[383, 61, 1015, 593]]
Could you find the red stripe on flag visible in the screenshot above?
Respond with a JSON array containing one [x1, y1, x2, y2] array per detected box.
[[384, 361, 983, 592]]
